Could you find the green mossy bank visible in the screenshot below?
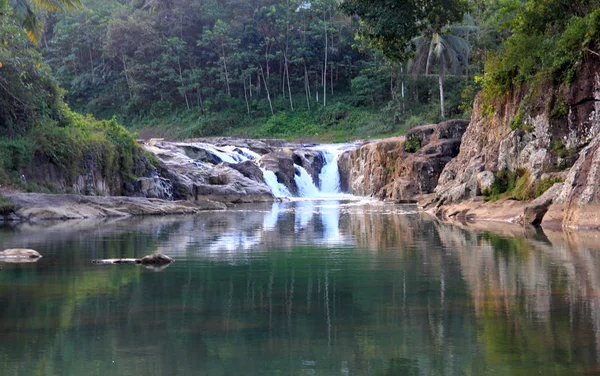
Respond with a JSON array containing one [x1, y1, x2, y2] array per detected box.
[[0, 4, 150, 195]]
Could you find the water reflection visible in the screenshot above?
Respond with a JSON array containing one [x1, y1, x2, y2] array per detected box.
[[0, 202, 600, 374]]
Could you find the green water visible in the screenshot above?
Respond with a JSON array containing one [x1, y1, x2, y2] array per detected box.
[[1, 200, 599, 375]]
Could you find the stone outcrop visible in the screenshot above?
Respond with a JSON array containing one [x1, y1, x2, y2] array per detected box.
[[430, 56, 600, 228], [435, 58, 600, 206], [144, 141, 274, 203], [338, 120, 469, 200]]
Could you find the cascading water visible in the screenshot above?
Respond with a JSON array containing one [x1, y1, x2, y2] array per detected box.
[[262, 170, 292, 198], [294, 166, 321, 197], [317, 146, 343, 194], [179, 139, 357, 199]]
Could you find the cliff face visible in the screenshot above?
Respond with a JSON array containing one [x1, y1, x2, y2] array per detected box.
[[432, 56, 600, 228], [338, 120, 468, 200]]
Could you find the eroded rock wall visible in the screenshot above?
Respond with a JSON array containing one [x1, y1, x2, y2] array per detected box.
[[435, 58, 600, 206], [430, 56, 600, 229], [338, 119, 468, 200]]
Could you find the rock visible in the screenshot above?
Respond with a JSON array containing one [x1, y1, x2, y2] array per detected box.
[[338, 119, 469, 201], [2, 192, 225, 221], [292, 150, 325, 188], [0, 249, 42, 259], [136, 176, 174, 199], [139, 253, 174, 265], [477, 171, 495, 194], [519, 183, 563, 226], [259, 151, 298, 195], [223, 161, 264, 183], [434, 58, 600, 227], [144, 141, 274, 203]]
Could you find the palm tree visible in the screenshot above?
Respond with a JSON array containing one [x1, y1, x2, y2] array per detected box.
[[410, 16, 478, 119], [9, 0, 82, 45]]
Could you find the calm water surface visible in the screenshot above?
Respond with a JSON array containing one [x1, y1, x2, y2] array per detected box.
[[1, 200, 600, 375]]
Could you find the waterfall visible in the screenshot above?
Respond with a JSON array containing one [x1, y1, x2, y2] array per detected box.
[[262, 169, 292, 198], [295, 166, 321, 197], [318, 146, 342, 194]]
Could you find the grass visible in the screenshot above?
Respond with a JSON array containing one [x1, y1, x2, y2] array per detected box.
[[482, 169, 562, 202], [0, 195, 15, 215]]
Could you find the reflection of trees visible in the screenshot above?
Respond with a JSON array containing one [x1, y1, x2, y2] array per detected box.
[[2, 203, 600, 374], [436, 222, 600, 372]]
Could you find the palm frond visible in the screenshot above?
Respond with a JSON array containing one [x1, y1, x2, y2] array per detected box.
[[9, 0, 41, 44]]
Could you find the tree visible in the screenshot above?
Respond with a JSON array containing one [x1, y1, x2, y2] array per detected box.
[[410, 21, 476, 118], [9, 0, 82, 44], [340, 0, 470, 62]]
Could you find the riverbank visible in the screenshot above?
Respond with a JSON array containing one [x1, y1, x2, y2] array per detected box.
[[0, 192, 226, 222]]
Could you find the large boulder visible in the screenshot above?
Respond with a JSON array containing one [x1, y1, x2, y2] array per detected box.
[[338, 120, 469, 200], [292, 150, 325, 188], [223, 160, 264, 184]]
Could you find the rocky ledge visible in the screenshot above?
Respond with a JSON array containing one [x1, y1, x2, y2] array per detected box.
[[338, 120, 469, 200], [1, 192, 225, 222]]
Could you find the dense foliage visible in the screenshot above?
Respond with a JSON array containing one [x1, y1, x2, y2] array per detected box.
[[480, 0, 600, 97], [0, 0, 144, 191], [39, 0, 476, 139]]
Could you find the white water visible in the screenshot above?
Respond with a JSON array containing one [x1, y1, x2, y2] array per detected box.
[[318, 146, 342, 194], [294, 166, 321, 197], [262, 169, 292, 198], [181, 139, 358, 199]]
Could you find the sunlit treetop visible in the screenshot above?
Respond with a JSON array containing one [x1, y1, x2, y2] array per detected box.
[[340, 0, 470, 61]]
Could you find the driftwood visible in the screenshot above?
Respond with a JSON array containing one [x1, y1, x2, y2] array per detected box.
[[92, 253, 174, 266]]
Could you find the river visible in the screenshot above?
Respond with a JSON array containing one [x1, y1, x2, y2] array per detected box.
[[1, 199, 600, 375]]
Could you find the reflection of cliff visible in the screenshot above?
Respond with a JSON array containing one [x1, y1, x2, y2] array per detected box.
[[436, 222, 600, 366]]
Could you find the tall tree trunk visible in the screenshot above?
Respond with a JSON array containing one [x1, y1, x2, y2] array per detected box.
[[323, 10, 328, 107], [88, 43, 95, 85], [243, 78, 250, 114], [221, 42, 231, 95], [260, 65, 274, 116], [438, 66, 445, 119], [177, 59, 190, 110], [401, 64, 405, 112], [196, 86, 204, 114], [121, 55, 133, 100], [304, 62, 311, 111], [330, 63, 333, 95], [285, 52, 294, 111]]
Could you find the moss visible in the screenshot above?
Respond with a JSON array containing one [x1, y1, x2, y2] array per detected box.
[[483, 169, 535, 201], [404, 136, 421, 153], [551, 140, 566, 158]]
